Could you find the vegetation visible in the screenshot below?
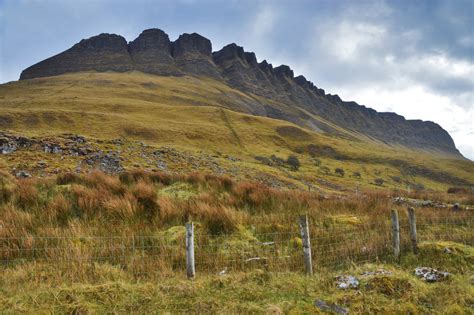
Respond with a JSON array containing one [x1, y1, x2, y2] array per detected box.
[[286, 154, 301, 171], [0, 170, 472, 313], [0, 72, 472, 194], [0, 72, 473, 313]]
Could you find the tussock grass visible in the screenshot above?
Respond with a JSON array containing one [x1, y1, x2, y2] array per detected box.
[[0, 170, 472, 314]]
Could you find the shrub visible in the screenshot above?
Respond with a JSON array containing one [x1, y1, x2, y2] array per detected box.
[[286, 155, 301, 171], [413, 183, 425, 191], [270, 155, 285, 166], [391, 176, 402, 183], [254, 156, 272, 166], [335, 168, 345, 177], [447, 187, 469, 194], [374, 178, 384, 186]]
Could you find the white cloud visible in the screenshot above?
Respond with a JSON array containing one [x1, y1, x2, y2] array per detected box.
[[334, 84, 473, 159], [320, 21, 386, 61]]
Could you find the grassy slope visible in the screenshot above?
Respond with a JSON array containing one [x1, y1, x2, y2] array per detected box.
[[0, 71, 473, 192]]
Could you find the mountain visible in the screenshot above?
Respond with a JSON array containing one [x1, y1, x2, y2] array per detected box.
[[19, 28, 461, 157]]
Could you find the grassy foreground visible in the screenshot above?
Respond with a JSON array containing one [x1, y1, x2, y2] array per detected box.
[[0, 170, 472, 313], [1, 248, 473, 314]]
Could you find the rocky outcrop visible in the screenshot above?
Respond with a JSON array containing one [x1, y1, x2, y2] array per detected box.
[[172, 33, 221, 79], [20, 34, 133, 80], [128, 28, 177, 75], [19, 29, 463, 157]]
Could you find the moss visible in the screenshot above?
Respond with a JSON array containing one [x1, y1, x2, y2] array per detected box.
[[330, 214, 362, 225], [158, 182, 197, 200], [365, 275, 413, 297]]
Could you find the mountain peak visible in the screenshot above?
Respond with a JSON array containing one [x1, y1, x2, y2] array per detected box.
[[18, 28, 462, 156]]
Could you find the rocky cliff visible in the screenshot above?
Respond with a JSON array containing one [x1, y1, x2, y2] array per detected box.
[[19, 28, 461, 156]]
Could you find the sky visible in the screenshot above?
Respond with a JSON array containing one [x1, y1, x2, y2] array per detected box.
[[1, 0, 473, 159]]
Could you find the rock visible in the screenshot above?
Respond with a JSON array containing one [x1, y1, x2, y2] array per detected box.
[[443, 247, 452, 254], [314, 299, 349, 315], [128, 28, 177, 75], [15, 171, 31, 178], [414, 267, 450, 282], [172, 33, 212, 58], [0, 143, 16, 154], [43, 144, 62, 154], [20, 33, 133, 80], [172, 33, 221, 79], [335, 275, 359, 289]]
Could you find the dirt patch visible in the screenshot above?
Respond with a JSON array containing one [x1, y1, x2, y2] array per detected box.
[[276, 126, 311, 140]]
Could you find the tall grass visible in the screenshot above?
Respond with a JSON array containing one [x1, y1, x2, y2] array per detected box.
[[0, 170, 472, 280]]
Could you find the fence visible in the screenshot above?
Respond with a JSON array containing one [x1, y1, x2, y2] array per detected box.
[[1, 208, 472, 279]]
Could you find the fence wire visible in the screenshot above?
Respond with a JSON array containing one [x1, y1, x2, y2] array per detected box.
[[1, 210, 472, 278]]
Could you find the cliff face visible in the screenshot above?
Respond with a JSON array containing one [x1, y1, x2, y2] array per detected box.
[[19, 29, 461, 157]]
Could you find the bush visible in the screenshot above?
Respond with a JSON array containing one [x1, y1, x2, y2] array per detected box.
[[413, 183, 425, 191], [270, 155, 285, 166], [391, 176, 402, 183], [254, 156, 272, 166], [286, 155, 301, 171], [335, 168, 345, 177], [447, 187, 469, 194], [374, 178, 384, 186]]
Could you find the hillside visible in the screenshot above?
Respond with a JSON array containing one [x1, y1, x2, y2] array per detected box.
[[19, 29, 462, 156], [0, 71, 473, 193]]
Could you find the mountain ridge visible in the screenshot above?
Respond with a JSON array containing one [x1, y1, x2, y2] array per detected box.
[[19, 28, 462, 157]]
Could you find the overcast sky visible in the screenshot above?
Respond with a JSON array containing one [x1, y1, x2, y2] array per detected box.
[[1, 0, 473, 159]]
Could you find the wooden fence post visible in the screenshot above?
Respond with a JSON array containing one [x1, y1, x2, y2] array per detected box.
[[186, 222, 195, 279], [407, 207, 418, 254], [391, 209, 400, 260], [298, 215, 313, 275]]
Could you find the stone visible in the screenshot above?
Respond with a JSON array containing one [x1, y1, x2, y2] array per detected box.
[[314, 299, 349, 315], [15, 171, 31, 178], [335, 275, 359, 289], [415, 267, 450, 282]]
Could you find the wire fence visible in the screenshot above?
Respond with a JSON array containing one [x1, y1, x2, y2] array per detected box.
[[1, 209, 472, 278]]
